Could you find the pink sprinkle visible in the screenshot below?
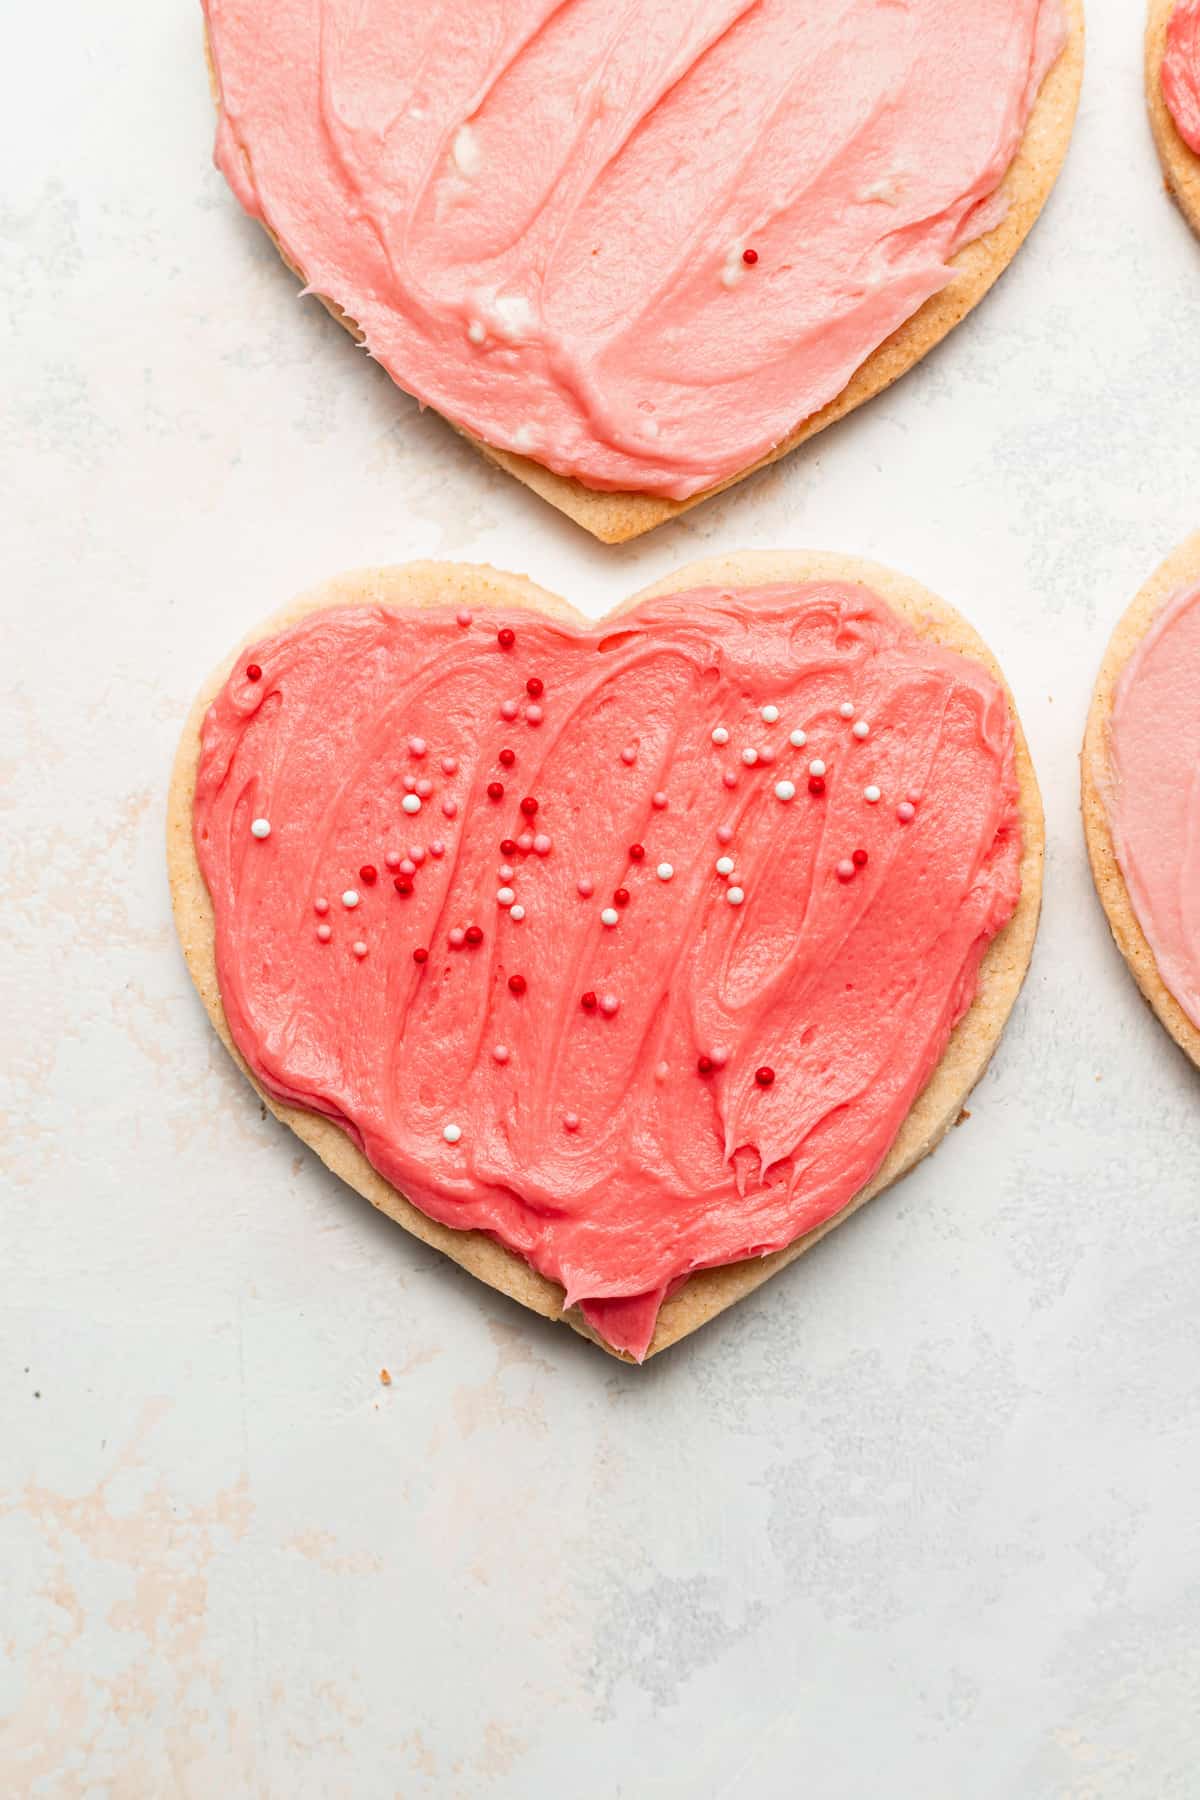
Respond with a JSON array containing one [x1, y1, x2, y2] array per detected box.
[[441, 756, 458, 776], [723, 770, 738, 789], [384, 853, 402, 871], [525, 704, 544, 725], [897, 801, 915, 823], [456, 609, 472, 628], [398, 859, 416, 878], [443, 798, 458, 819], [518, 831, 534, 853], [314, 897, 329, 915], [352, 940, 368, 958], [533, 833, 552, 856], [652, 791, 668, 810], [429, 840, 446, 858], [409, 736, 427, 758], [758, 746, 776, 765], [577, 877, 594, 898], [409, 845, 426, 865], [403, 774, 417, 792], [620, 746, 637, 765], [416, 779, 433, 798], [716, 825, 734, 845], [907, 788, 921, 804], [600, 994, 620, 1017], [501, 699, 519, 721], [837, 859, 856, 882], [449, 927, 466, 948], [563, 1112, 580, 1133], [499, 863, 515, 881], [710, 1047, 729, 1068], [316, 923, 332, 942]]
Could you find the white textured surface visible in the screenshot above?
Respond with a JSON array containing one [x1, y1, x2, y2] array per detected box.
[[4, 4, 1200, 1795]]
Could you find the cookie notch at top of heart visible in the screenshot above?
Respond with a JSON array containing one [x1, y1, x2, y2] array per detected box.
[[201, 0, 1084, 544], [168, 554, 1044, 1361]]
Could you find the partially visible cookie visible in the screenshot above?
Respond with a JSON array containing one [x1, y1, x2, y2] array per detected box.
[[1082, 533, 1200, 1070], [1147, 0, 1200, 236]]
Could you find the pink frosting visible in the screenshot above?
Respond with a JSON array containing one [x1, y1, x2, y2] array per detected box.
[[1107, 583, 1200, 1031], [193, 585, 1022, 1357], [202, 0, 1066, 501], [1164, 0, 1200, 155]]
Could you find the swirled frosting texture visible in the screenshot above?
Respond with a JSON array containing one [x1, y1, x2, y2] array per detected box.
[[1107, 584, 1200, 1031], [1164, 1, 1200, 154], [194, 586, 1022, 1356], [203, 0, 1066, 500]]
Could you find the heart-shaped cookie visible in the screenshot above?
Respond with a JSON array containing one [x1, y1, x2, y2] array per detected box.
[[1083, 532, 1200, 1069], [1148, 0, 1200, 237], [169, 554, 1042, 1359], [201, 1, 1083, 543]]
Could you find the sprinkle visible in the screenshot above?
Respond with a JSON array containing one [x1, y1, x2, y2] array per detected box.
[[601, 907, 619, 927], [652, 791, 668, 810], [613, 888, 630, 908], [620, 745, 637, 765], [416, 781, 433, 801], [342, 890, 359, 909], [698, 1055, 714, 1075], [629, 843, 645, 862], [402, 794, 422, 815], [251, 818, 271, 839], [808, 759, 827, 778], [517, 832, 534, 853], [353, 940, 368, 958], [443, 1123, 462, 1144], [716, 824, 734, 845], [742, 247, 759, 266], [500, 838, 519, 856], [710, 1047, 728, 1068], [525, 704, 543, 725], [456, 609, 472, 628], [403, 775, 417, 792], [246, 663, 262, 682], [497, 627, 515, 650], [409, 845, 426, 865], [413, 947, 428, 964], [727, 886, 745, 906], [409, 736, 427, 758], [520, 796, 539, 817], [497, 887, 515, 907], [775, 780, 796, 802], [442, 798, 458, 819], [837, 859, 856, 882], [853, 848, 869, 868], [398, 859, 416, 877], [492, 1044, 510, 1064], [789, 729, 807, 748], [487, 781, 505, 802], [467, 320, 486, 345], [429, 840, 446, 858], [359, 864, 377, 886], [581, 991, 597, 1011], [314, 897, 329, 915], [655, 1061, 670, 1082], [723, 771, 738, 789], [501, 699, 519, 721], [897, 801, 916, 823], [499, 863, 514, 881], [839, 701, 855, 720], [716, 856, 735, 876], [864, 785, 881, 804], [577, 877, 594, 898], [712, 727, 730, 746], [761, 704, 780, 724], [533, 833, 552, 855], [508, 974, 526, 996], [908, 788, 922, 804], [316, 924, 331, 942], [657, 862, 674, 881], [599, 994, 620, 1016], [393, 878, 412, 896], [758, 746, 776, 765], [509, 904, 526, 922], [449, 927, 465, 948], [526, 677, 544, 698], [809, 776, 826, 797], [465, 925, 484, 946], [498, 748, 516, 771], [441, 756, 458, 776], [385, 852, 402, 871], [853, 720, 870, 740], [755, 1065, 775, 1087], [563, 1112, 580, 1132], [741, 748, 759, 766]]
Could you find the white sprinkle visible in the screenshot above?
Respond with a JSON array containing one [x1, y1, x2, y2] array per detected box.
[[599, 994, 620, 1016], [452, 123, 480, 176], [727, 886, 745, 906], [839, 701, 855, 720], [497, 887, 515, 907], [897, 801, 916, 823], [657, 862, 674, 881], [501, 699, 519, 721], [864, 785, 882, 804], [517, 832, 534, 853], [399, 859, 416, 877], [533, 833, 551, 856], [577, 877, 594, 898], [385, 852, 402, 870], [853, 720, 870, 740], [525, 704, 543, 725], [316, 924, 331, 942], [601, 907, 619, 927], [716, 856, 735, 877], [775, 780, 796, 802], [250, 818, 271, 839], [442, 1122, 462, 1144], [711, 726, 730, 746], [352, 940, 368, 958], [467, 319, 486, 345], [710, 1047, 729, 1069], [509, 904, 526, 922], [342, 889, 360, 909], [449, 928, 465, 947], [499, 863, 514, 882], [402, 794, 422, 815], [789, 728, 807, 749], [761, 704, 780, 724], [741, 748, 759, 766], [837, 858, 856, 881], [808, 759, 827, 779], [492, 1044, 510, 1064], [409, 736, 427, 758]]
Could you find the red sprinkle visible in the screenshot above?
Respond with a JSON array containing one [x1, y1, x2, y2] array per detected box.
[[697, 1055, 714, 1075], [465, 925, 484, 947], [412, 947, 428, 964], [808, 775, 826, 797], [581, 991, 598, 1012], [852, 848, 869, 868], [508, 974, 527, 996], [246, 663, 262, 682], [629, 844, 645, 862], [500, 838, 519, 856], [394, 878, 413, 896], [742, 248, 758, 266], [487, 781, 505, 802], [755, 1066, 775, 1087], [519, 796, 538, 817], [613, 888, 630, 908], [359, 864, 378, 885], [526, 677, 544, 698], [497, 627, 516, 650], [499, 747, 516, 768]]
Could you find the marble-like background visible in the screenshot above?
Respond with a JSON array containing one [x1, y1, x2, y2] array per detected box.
[[4, 3, 1199, 1794]]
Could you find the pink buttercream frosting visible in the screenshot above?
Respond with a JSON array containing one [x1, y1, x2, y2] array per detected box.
[[192, 584, 1023, 1357], [202, 0, 1066, 500], [1164, 0, 1200, 155], [1107, 583, 1200, 1031]]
